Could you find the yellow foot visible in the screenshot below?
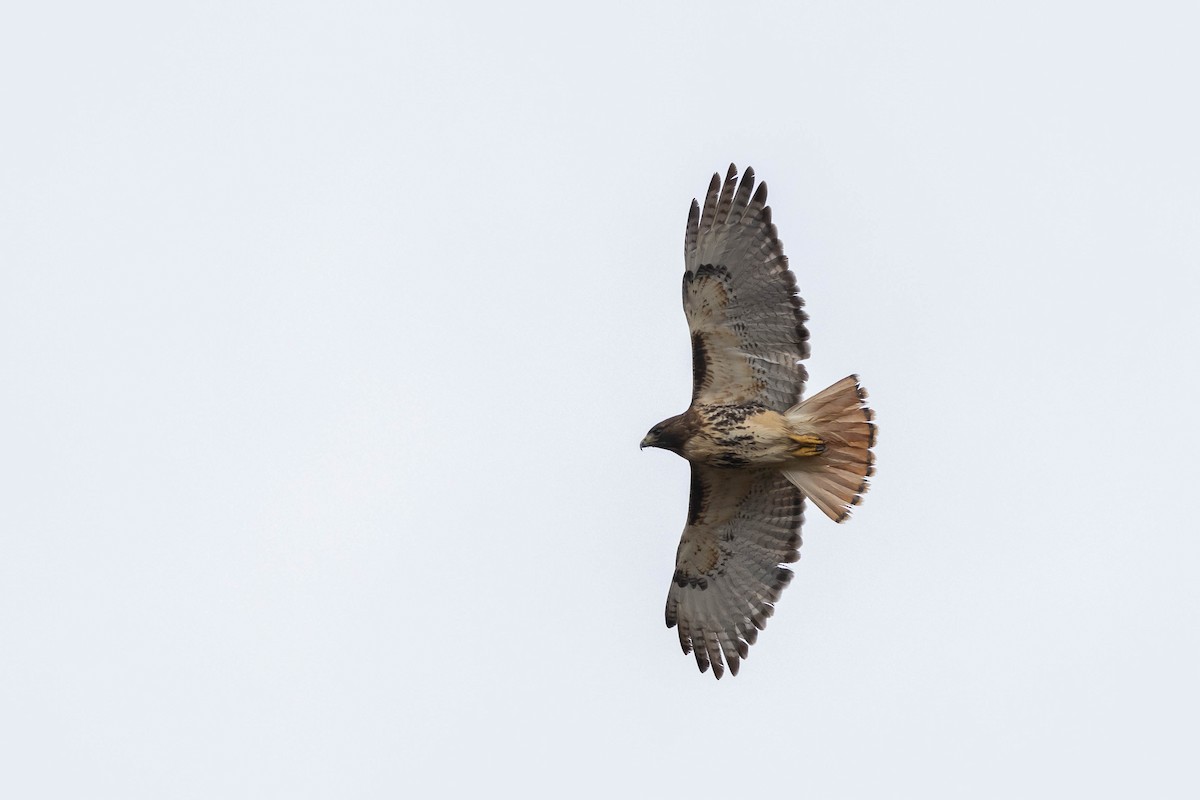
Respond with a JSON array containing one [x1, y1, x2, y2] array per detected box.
[[789, 434, 826, 457]]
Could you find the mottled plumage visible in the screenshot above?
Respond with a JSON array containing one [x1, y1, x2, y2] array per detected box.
[[642, 165, 877, 678]]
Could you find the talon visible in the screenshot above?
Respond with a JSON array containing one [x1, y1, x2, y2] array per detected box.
[[789, 433, 826, 457]]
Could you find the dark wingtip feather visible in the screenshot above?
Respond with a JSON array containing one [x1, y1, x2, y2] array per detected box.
[[751, 180, 768, 206]]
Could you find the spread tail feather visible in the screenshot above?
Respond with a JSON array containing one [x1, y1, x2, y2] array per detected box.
[[781, 375, 876, 523]]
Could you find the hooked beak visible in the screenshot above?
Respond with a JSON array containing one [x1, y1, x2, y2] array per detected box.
[[640, 434, 653, 450]]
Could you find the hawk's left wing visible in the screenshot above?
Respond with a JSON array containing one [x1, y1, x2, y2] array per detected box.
[[665, 464, 804, 678], [683, 164, 810, 412]]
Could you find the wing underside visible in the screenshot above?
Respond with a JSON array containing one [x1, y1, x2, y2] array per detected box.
[[683, 164, 810, 411], [665, 465, 804, 678]]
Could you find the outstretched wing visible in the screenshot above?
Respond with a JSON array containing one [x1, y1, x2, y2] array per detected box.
[[665, 464, 804, 678], [684, 164, 809, 411]]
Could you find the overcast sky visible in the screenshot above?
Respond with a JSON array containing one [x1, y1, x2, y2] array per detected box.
[[4, 2, 1199, 798]]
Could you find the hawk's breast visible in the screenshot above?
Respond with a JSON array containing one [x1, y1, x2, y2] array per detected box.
[[683, 404, 792, 468]]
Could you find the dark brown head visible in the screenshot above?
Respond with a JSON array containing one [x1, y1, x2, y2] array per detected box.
[[640, 413, 692, 455]]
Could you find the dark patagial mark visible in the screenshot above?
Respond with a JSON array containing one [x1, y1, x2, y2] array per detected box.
[[690, 332, 710, 399], [685, 468, 708, 526]]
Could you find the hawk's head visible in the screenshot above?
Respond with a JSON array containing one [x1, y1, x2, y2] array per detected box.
[[641, 414, 691, 455]]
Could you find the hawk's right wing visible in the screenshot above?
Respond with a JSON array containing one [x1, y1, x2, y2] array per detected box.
[[665, 464, 804, 678]]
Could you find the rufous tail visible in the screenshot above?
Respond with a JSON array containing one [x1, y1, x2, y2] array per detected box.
[[781, 375, 876, 523]]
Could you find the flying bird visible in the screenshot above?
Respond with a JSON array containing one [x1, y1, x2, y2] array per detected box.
[[641, 164, 876, 679]]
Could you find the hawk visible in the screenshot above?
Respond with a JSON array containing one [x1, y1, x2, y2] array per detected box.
[[641, 164, 876, 678]]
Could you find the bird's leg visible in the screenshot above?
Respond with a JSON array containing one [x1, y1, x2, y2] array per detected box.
[[789, 434, 826, 457]]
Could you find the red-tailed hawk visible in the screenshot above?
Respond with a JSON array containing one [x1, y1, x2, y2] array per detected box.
[[641, 164, 876, 679]]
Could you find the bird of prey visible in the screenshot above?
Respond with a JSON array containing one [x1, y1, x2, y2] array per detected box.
[[641, 164, 876, 679]]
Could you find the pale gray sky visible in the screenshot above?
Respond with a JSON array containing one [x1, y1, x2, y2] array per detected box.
[[4, 2, 1199, 798]]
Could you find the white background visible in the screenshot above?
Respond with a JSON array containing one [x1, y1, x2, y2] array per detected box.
[[4, 2, 1198, 797]]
